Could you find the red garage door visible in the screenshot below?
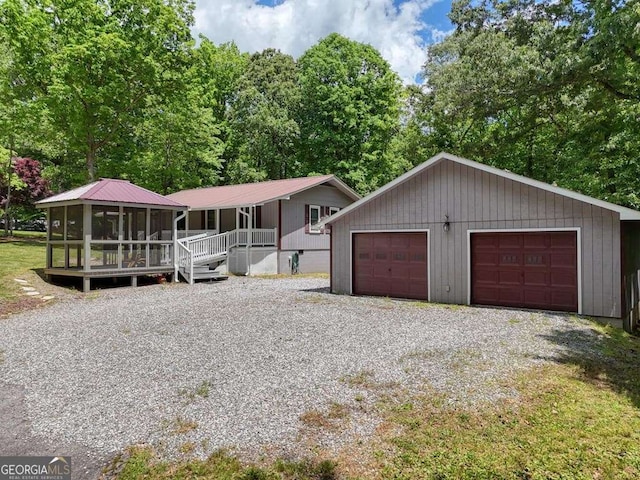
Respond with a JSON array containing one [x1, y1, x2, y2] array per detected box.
[[353, 232, 428, 300], [471, 231, 578, 312]]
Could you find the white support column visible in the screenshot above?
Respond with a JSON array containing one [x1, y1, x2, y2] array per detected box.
[[145, 207, 151, 267], [45, 207, 51, 269], [173, 210, 187, 282], [118, 205, 124, 270], [63, 206, 69, 268], [83, 203, 92, 272]]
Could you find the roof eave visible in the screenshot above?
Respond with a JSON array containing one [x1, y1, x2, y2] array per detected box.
[[324, 151, 640, 225], [36, 198, 187, 210]]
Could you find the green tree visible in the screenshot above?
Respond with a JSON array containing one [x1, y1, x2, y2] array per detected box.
[[130, 75, 225, 194], [297, 33, 405, 194], [0, 0, 195, 181], [421, 0, 640, 207], [226, 49, 301, 183]]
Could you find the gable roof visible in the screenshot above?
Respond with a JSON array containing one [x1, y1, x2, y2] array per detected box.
[[36, 178, 186, 208], [325, 152, 640, 224], [166, 175, 360, 209]]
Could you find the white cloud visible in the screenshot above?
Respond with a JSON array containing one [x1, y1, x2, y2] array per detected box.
[[193, 0, 446, 84]]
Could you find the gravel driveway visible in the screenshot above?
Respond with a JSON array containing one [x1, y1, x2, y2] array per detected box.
[[0, 276, 600, 478]]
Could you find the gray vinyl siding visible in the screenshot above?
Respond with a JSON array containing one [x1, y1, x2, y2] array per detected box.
[[280, 185, 354, 251], [278, 250, 330, 274], [261, 201, 278, 229], [331, 159, 622, 318], [220, 209, 235, 232]]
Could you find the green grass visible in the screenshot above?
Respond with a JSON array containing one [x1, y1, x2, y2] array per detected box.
[[376, 323, 640, 479], [112, 447, 337, 480], [0, 236, 46, 302], [113, 322, 640, 479]]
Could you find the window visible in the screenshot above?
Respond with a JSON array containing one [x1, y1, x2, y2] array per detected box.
[[329, 206, 340, 216], [49, 207, 64, 240], [92, 206, 119, 240], [309, 205, 321, 233], [123, 207, 146, 240], [66, 205, 83, 240]]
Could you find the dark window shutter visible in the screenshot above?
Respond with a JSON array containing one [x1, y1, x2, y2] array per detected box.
[[304, 204, 310, 234]]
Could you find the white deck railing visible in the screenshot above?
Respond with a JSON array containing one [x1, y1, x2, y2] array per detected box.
[[175, 228, 277, 284]]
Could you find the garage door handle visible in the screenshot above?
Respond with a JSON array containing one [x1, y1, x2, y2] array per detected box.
[[388, 268, 391, 272]]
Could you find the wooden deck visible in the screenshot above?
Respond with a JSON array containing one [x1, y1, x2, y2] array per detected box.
[[45, 266, 174, 292]]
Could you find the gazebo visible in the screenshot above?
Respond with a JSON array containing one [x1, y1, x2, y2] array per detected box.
[[36, 179, 187, 292]]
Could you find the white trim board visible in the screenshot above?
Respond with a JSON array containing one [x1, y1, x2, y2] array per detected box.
[[323, 152, 640, 226], [466, 227, 582, 315], [349, 229, 431, 302]]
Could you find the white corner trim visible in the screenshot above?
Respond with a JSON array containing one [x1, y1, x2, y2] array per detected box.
[[349, 229, 431, 302], [466, 227, 582, 315]]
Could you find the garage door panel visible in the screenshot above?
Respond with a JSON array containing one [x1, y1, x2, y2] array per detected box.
[[523, 289, 551, 307], [474, 286, 499, 303], [498, 253, 521, 266], [550, 233, 577, 247], [499, 236, 523, 249], [549, 253, 576, 267], [524, 271, 547, 286], [523, 234, 548, 248], [499, 288, 525, 304], [474, 235, 499, 249], [474, 252, 499, 267], [353, 232, 428, 300], [499, 270, 522, 285], [475, 270, 499, 284], [551, 290, 577, 308], [471, 231, 578, 313], [550, 271, 577, 287]]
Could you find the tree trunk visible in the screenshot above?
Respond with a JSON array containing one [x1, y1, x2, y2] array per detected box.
[[4, 135, 14, 236], [86, 133, 97, 181]]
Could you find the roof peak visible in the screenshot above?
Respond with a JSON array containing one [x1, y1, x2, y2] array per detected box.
[[98, 178, 131, 183]]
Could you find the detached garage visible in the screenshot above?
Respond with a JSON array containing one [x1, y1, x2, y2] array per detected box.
[[327, 152, 640, 331]]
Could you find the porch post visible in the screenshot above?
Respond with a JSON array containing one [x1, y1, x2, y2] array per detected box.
[[145, 207, 151, 267], [118, 205, 124, 270], [45, 207, 51, 269], [63, 206, 69, 268], [83, 203, 91, 272], [247, 205, 252, 276], [173, 210, 187, 282]]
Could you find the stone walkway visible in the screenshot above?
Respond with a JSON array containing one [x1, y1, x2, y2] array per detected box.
[[14, 278, 55, 302]]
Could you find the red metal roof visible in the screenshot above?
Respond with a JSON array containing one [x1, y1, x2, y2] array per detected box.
[[37, 179, 186, 208], [166, 175, 359, 209]]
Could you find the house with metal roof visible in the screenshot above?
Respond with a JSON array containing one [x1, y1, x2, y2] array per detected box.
[[36, 175, 359, 291], [166, 175, 360, 280], [36, 179, 187, 292], [324, 152, 640, 332]]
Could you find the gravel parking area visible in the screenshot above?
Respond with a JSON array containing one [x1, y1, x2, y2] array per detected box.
[[0, 276, 601, 478]]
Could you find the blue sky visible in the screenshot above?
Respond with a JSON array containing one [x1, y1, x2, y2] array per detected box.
[[193, 0, 455, 83]]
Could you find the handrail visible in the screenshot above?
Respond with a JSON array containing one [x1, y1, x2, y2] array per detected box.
[[176, 240, 192, 284], [174, 228, 277, 283]]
